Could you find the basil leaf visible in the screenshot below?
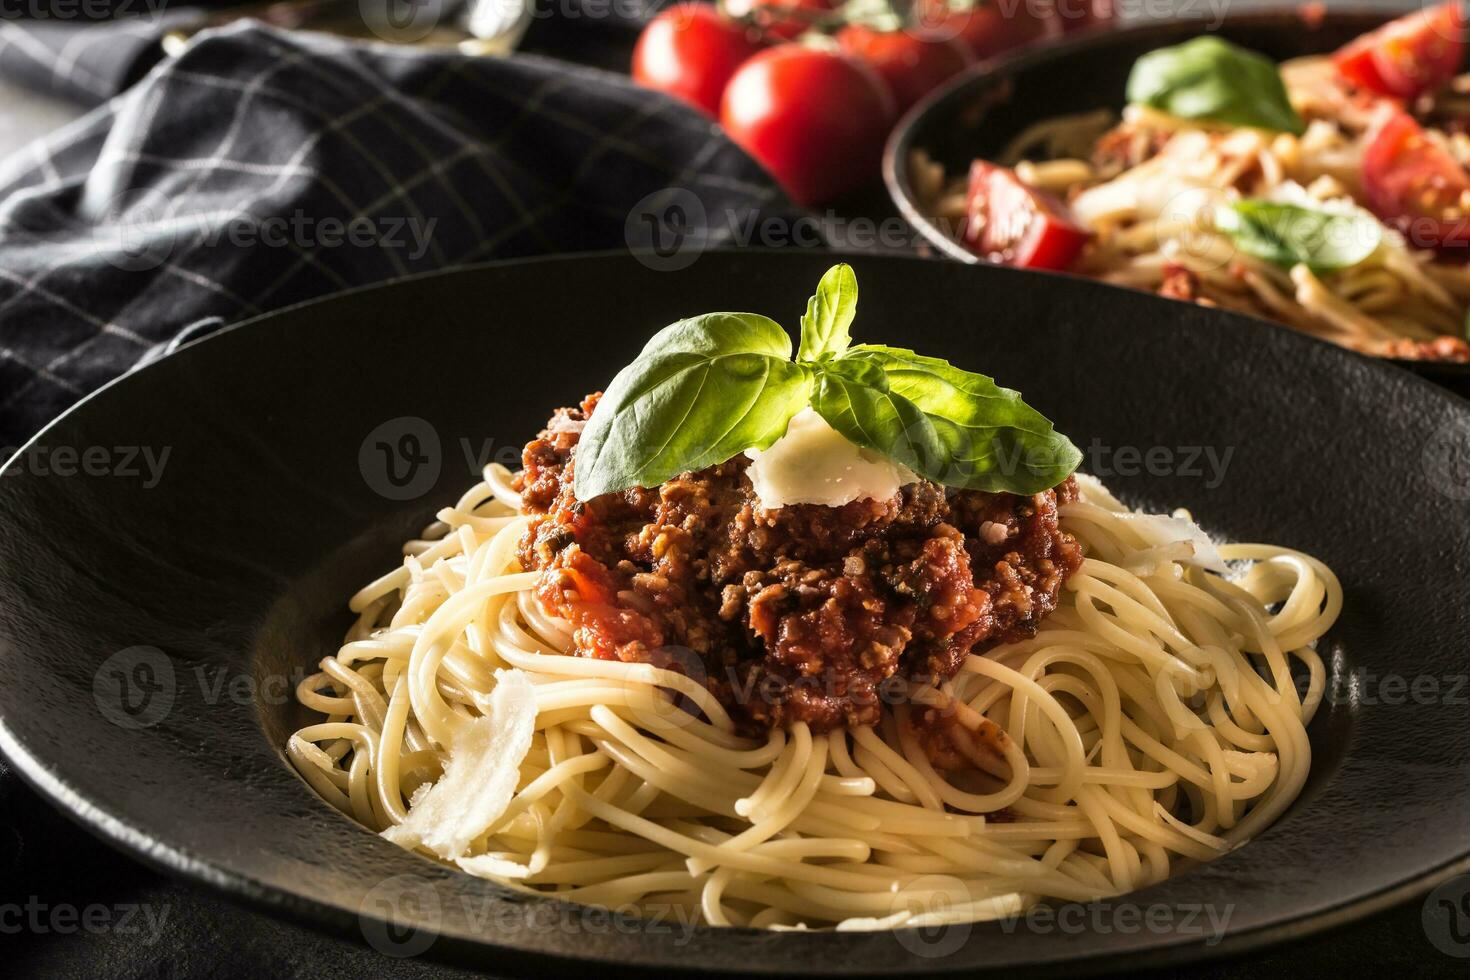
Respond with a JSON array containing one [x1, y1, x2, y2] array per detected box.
[[1126, 37, 1304, 135], [820, 345, 1081, 494], [573, 312, 813, 498], [798, 263, 858, 363], [810, 359, 948, 482], [1215, 199, 1382, 272]]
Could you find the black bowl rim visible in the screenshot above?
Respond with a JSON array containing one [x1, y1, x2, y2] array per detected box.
[[881, 7, 1470, 384], [3, 249, 1470, 976]]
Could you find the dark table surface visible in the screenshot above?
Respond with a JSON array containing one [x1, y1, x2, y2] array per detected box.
[[3, 2, 1470, 976]]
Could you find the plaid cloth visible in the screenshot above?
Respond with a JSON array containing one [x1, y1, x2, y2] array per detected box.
[[0, 12, 190, 102], [0, 19, 800, 450], [0, 0, 656, 105]]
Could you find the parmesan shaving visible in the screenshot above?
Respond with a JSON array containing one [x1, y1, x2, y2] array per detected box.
[[744, 408, 916, 509], [381, 668, 536, 860]]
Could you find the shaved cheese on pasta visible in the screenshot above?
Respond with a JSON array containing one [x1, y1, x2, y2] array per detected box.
[[1074, 473, 1227, 572], [745, 408, 916, 509], [382, 668, 535, 860]]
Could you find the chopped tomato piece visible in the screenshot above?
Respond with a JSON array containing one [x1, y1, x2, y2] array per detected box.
[[1334, 3, 1465, 100], [559, 551, 616, 605], [1362, 109, 1470, 251], [962, 161, 1091, 270]]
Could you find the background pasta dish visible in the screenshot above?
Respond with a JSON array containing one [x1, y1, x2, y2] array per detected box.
[[910, 4, 1470, 361]]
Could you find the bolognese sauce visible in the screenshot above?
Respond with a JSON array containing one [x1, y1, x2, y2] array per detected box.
[[517, 393, 1082, 734]]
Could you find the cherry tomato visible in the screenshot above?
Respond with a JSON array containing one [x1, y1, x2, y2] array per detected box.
[[632, 3, 766, 117], [962, 160, 1090, 269], [720, 44, 896, 205], [837, 25, 974, 113], [915, 0, 1059, 61], [724, 0, 838, 41], [1334, 2, 1465, 100], [1362, 109, 1470, 250]]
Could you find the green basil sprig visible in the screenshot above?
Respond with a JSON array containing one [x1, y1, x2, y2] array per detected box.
[[1126, 37, 1305, 135], [798, 261, 857, 362], [571, 312, 813, 497], [1214, 199, 1382, 272], [818, 346, 1081, 492], [573, 264, 1081, 501]]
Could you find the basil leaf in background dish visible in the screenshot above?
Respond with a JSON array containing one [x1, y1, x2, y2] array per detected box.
[[836, 345, 1082, 494], [1126, 37, 1305, 135], [573, 312, 813, 499], [797, 262, 857, 363], [1215, 200, 1382, 272]]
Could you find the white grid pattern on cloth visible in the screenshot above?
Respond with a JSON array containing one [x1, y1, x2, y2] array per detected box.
[[0, 8, 198, 105], [0, 21, 804, 449], [0, 20, 113, 100]]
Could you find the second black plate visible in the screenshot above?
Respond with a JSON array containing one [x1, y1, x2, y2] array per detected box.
[[2, 251, 1469, 975]]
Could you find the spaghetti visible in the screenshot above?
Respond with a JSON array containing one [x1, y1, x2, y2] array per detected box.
[[289, 464, 1339, 929]]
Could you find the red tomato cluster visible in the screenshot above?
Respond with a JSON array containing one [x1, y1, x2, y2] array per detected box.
[[1333, 1, 1464, 101], [632, 0, 1087, 206], [1332, 3, 1470, 251]]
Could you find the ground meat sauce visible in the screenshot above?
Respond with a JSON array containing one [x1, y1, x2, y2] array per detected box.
[[516, 393, 1083, 735]]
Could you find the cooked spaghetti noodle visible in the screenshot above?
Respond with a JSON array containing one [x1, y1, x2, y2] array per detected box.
[[911, 53, 1470, 361], [289, 464, 1339, 929]]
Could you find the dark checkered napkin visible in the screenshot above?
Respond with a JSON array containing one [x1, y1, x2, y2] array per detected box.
[[0, 21, 801, 450]]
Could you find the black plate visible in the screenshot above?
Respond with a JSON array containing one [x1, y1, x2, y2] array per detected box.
[[2, 251, 1469, 976], [883, 9, 1470, 398]]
